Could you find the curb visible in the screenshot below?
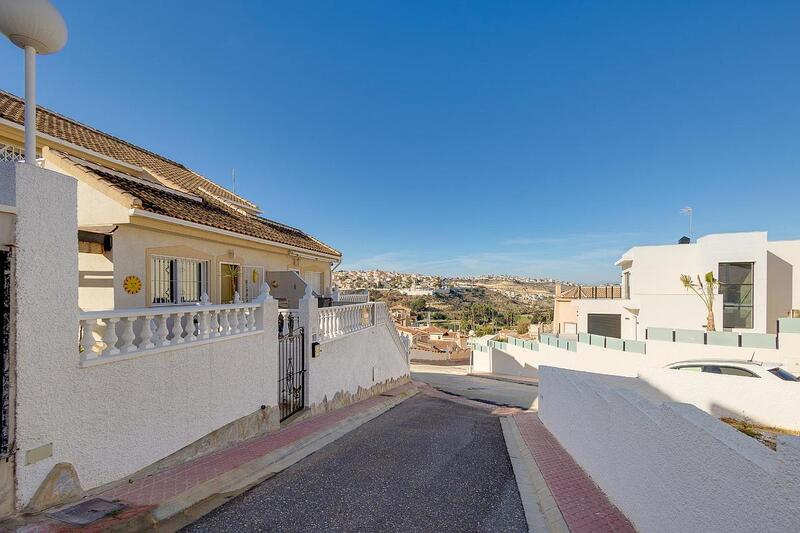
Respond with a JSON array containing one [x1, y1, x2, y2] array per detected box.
[[469, 373, 539, 387], [139, 387, 419, 531], [501, 417, 570, 533]]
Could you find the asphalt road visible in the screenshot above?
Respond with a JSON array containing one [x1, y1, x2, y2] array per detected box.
[[411, 364, 538, 410], [182, 394, 526, 532]]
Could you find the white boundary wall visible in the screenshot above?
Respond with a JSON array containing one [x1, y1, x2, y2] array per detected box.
[[472, 333, 800, 379], [475, 336, 800, 429], [310, 321, 410, 406], [538, 366, 800, 533], [4, 163, 282, 506], [638, 368, 800, 430]]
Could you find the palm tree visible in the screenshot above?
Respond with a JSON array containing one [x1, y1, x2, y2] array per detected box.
[[680, 272, 719, 331]]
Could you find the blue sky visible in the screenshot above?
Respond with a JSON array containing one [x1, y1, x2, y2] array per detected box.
[[2, 1, 799, 282]]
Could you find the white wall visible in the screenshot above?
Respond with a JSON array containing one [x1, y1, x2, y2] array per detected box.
[[538, 366, 800, 533], [638, 367, 800, 430], [471, 334, 800, 380], [310, 321, 410, 405], [8, 163, 283, 506], [769, 240, 800, 311], [767, 250, 794, 325], [596, 232, 799, 334]]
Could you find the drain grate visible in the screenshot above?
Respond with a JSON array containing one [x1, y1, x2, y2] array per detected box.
[[48, 498, 126, 526]]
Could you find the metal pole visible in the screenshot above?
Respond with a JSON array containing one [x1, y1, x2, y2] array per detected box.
[[24, 45, 36, 165]]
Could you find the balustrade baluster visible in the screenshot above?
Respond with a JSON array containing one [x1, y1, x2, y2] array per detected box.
[[156, 314, 170, 346], [81, 319, 98, 358], [184, 311, 196, 341], [199, 311, 210, 339], [120, 316, 137, 353], [141, 315, 155, 349], [247, 306, 256, 330], [210, 310, 220, 338], [103, 318, 120, 356], [171, 313, 185, 344], [230, 308, 240, 334], [220, 309, 230, 336]]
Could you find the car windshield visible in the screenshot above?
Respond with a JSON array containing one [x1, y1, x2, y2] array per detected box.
[[768, 367, 800, 382]]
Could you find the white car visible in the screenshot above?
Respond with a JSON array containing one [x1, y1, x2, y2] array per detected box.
[[666, 359, 799, 381]]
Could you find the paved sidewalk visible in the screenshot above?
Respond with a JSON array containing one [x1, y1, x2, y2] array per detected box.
[[6, 382, 416, 532], [513, 413, 636, 533], [104, 382, 412, 507]]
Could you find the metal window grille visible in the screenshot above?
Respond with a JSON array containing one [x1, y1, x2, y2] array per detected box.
[[179, 259, 207, 303], [151, 256, 209, 305], [0, 144, 24, 162]]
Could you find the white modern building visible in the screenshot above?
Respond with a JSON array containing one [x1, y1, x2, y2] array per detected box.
[[554, 232, 800, 338]]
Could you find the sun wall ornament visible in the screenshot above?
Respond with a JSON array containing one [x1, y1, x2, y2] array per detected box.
[[123, 275, 142, 295]]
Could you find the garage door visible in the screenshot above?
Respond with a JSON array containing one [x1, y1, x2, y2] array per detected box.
[[587, 313, 621, 338]]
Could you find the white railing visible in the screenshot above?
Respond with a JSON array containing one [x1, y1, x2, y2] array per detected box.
[[318, 302, 375, 341], [375, 301, 410, 355], [80, 302, 262, 364], [335, 291, 369, 304]]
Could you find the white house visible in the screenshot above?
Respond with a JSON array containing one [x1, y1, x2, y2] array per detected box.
[[555, 232, 800, 339], [0, 92, 410, 518]]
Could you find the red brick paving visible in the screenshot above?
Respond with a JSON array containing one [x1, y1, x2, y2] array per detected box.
[[100, 382, 415, 506], [5, 384, 414, 532], [514, 412, 637, 533]]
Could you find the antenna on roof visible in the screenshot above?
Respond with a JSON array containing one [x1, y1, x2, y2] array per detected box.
[[231, 168, 236, 195], [0, 0, 68, 165], [680, 206, 693, 242]]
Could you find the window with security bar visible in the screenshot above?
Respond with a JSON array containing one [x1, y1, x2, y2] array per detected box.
[[151, 256, 209, 305]]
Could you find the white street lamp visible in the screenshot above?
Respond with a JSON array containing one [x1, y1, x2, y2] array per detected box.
[[0, 0, 67, 165]]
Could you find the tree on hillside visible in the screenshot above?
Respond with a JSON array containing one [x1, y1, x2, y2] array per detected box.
[[409, 297, 427, 314]]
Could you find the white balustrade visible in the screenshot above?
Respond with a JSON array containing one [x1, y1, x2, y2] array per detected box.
[[374, 302, 410, 355], [318, 302, 376, 341], [335, 291, 370, 304], [79, 301, 263, 364]]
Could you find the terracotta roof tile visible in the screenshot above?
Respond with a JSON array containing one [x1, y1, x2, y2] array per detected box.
[[0, 91, 340, 257], [67, 157, 339, 256]]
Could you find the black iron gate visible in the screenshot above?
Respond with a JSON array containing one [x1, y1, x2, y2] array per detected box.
[[278, 312, 305, 421]]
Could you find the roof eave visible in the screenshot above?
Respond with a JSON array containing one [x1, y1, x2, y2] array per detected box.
[[129, 208, 342, 261]]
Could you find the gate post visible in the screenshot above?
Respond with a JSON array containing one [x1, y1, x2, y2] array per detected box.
[[0, 162, 78, 512], [298, 285, 318, 408], [254, 282, 279, 412]]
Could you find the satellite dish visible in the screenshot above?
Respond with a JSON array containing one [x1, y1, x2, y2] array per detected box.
[[0, 0, 67, 54], [0, 0, 67, 164]]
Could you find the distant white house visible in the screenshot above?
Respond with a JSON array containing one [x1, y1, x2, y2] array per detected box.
[[554, 232, 800, 338]]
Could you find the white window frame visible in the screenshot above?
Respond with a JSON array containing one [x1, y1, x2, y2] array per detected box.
[[243, 265, 265, 302], [150, 255, 209, 306]]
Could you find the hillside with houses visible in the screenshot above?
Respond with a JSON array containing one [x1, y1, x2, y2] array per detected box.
[[334, 269, 577, 335]]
